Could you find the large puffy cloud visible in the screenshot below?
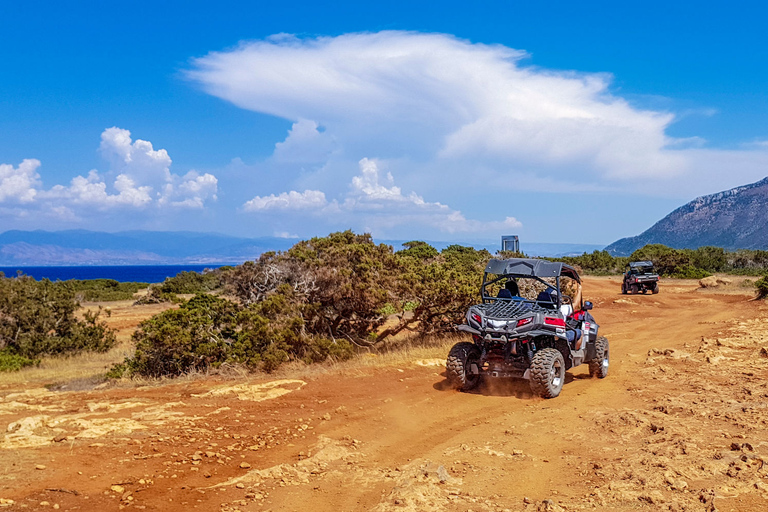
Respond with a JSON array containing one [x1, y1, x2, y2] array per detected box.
[[189, 31, 683, 182], [189, 31, 768, 201]]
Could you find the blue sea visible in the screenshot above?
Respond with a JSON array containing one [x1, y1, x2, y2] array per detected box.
[[0, 264, 230, 284]]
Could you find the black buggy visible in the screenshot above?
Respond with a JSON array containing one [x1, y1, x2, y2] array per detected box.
[[621, 260, 660, 295], [448, 258, 609, 398]]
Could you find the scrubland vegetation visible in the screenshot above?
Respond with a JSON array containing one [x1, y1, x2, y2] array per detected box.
[[0, 275, 115, 372], [560, 244, 768, 278], [2, 233, 767, 378]]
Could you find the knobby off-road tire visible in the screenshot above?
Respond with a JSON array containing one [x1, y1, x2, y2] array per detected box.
[[621, 283, 627, 294], [630, 284, 639, 294], [529, 348, 565, 399], [588, 336, 609, 378], [446, 342, 481, 391], [652, 283, 660, 294]]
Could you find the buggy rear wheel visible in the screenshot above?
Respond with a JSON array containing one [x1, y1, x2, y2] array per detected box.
[[630, 284, 639, 294], [652, 283, 659, 294], [529, 348, 565, 398], [588, 336, 609, 378], [446, 342, 481, 391]]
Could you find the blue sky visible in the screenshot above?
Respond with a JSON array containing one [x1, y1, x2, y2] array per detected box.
[[2, 1, 767, 245]]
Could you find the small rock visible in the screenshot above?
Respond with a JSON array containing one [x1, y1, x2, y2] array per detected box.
[[52, 435, 67, 443], [35, 465, 46, 470], [322, 413, 331, 421], [111, 485, 125, 494], [236, 483, 245, 489], [524, 497, 532, 504], [239, 462, 251, 469], [39, 502, 50, 507]]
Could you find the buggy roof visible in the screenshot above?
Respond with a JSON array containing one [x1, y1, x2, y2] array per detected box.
[[484, 258, 580, 282], [629, 260, 654, 268]]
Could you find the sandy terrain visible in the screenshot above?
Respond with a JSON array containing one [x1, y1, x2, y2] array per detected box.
[[2, 276, 768, 511]]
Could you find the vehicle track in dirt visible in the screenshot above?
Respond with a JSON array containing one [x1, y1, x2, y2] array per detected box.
[[2, 277, 768, 511]]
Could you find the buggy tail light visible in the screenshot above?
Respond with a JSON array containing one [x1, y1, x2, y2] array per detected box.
[[516, 317, 533, 327], [471, 313, 482, 324], [544, 317, 566, 327]]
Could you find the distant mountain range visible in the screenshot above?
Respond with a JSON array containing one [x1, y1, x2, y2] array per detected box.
[[0, 230, 604, 266], [0, 230, 296, 266], [606, 176, 768, 256]]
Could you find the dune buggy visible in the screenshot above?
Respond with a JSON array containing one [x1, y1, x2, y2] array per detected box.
[[621, 260, 659, 294], [448, 258, 609, 398]]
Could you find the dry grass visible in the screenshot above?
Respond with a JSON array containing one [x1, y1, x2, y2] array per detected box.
[[0, 333, 459, 393], [0, 343, 133, 390]]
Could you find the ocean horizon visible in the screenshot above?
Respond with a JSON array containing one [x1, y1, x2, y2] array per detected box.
[[0, 264, 231, 283]]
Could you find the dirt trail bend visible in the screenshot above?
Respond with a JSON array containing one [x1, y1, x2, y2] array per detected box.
[[2, 277, 768, 512]]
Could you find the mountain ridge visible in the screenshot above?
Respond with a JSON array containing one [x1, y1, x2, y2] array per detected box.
[[606, 176, 768, 255]]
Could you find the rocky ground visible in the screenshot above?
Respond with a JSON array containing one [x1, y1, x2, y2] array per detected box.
[[1, 276, 767, 511]]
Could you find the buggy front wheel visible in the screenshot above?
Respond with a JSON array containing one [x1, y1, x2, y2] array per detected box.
[[446, 342, 481, 391]]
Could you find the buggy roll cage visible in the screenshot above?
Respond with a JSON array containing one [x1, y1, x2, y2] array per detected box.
[[480, 258, 581, 309]]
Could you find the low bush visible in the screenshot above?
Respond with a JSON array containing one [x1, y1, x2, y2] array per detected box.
[[756, 276, 768, 300], [670, 264, 711, 279], [0, 350, 39, 372], [132, 285, 180, 305], [117, 290, 354, 377], [0, 276, 117, 364], [69, 279, 149, 302], [159, 267, 232, 294]]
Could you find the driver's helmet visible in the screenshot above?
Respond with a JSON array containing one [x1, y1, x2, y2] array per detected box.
[[536, 287, 558, 303]]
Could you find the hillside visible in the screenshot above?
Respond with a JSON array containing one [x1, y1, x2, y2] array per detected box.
[[606, 176, 768, 255]]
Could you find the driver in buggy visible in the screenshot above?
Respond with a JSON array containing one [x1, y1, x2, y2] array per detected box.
[[537, 284, 589, 350], [496, 278, 523, 300]]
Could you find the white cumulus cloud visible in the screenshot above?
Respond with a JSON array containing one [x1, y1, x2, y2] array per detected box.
[[243, 189, 327, 211], [243, 158, 521, 237], [0, 159, 42, 203], [0, 128, 220, 227]]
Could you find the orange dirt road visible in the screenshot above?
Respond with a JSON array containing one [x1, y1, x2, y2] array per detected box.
[[2, 276, 768, 511]]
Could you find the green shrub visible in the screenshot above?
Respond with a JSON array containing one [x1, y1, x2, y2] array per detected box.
[[159, 268, 231, 294], [132, 286, 179, 305], [0, 276, 116, 360], [0, 350, 39, 372], [69, 279, 149, 302], [670, 264, 711, 279], [756, 276, 768, 300], [118, 290, 354, 378]]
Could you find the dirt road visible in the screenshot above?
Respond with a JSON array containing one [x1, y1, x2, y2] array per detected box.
[[2, 277, 768, 511]]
